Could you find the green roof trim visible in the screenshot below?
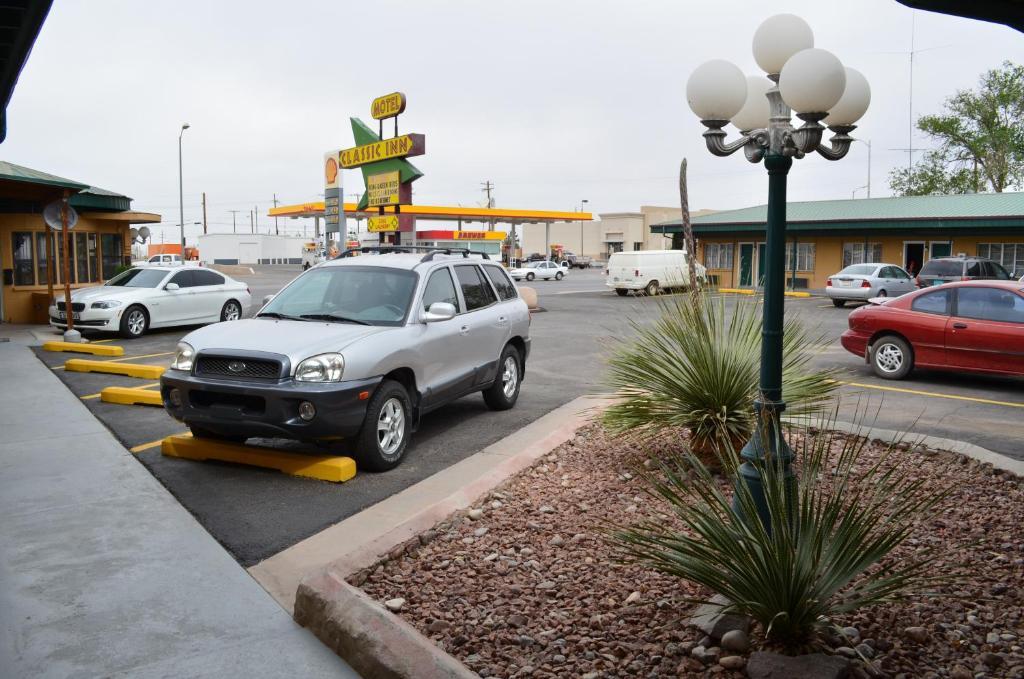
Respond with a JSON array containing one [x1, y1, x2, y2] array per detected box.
[[653, 192, 1024, 235], [0, 1, 53, 143], [0, 160, 89, 191], [0, 160, 132, 211]]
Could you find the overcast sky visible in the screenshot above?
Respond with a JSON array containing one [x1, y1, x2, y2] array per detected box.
[[4, 0, 1021, 243]]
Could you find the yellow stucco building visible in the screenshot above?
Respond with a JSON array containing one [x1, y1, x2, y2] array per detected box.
[[653, 193, 1024, 289], [0, 162, 160, 324]]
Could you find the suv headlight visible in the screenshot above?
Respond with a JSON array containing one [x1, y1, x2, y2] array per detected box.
[[170, 342, 195, 371], [91, 300, 123, 309], [295, 353, 344, 382]]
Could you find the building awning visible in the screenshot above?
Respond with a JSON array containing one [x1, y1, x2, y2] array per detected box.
[[0, 1, 53, 143], [269, 202, 592, 224], [0, 161, 146, 214], [85, 211, 162, 224], [896, 0, 1024, 33]]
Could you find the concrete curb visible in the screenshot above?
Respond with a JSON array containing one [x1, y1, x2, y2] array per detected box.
[[294, 570, 476, 679], [249, 394, 609, 613], [826, 419, 1024, 477]]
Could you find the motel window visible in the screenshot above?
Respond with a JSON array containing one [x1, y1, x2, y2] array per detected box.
[[100, 233, 124, 280], [704, 243, 733, 270], [842, 242, 882, 267], [978, 243, 1024, 275], [785, 243, 816, 272], [633, 242, 643, 251], [12, 232, 34, 285]]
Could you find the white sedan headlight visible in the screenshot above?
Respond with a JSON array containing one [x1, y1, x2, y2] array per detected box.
[[91, 300, 123, 309], [170, 342, 195, 371], [295, 353, 345, 382]]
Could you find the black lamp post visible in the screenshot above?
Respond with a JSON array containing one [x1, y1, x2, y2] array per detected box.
[[685, 13, 871, 525]]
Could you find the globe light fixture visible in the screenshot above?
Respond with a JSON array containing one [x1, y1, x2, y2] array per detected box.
[[686, 59, 747, 122], [751, 13, 814, 75], [731, 76, 773, 133], [683, 14, 869, 527]]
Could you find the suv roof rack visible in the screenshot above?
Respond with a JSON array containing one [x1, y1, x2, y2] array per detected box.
[[335, 245, 490, 263]]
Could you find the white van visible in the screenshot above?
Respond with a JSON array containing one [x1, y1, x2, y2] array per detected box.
[[605, 250, 706, 296]]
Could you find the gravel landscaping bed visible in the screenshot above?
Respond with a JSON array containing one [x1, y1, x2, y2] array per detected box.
[[355, 424, 1024, 678]]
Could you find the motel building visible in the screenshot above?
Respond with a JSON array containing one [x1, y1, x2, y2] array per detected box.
[[0, 162, 160, 325], [652, 192, 1024, 290]]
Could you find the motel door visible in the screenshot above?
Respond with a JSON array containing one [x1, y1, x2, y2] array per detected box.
[[738, 243, 754, 287]]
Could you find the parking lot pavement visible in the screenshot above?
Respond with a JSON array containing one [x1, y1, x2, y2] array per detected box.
[[33, 268, 1024, 571]]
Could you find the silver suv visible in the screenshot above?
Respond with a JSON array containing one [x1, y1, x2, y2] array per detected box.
[[160, 248, 531, 471]]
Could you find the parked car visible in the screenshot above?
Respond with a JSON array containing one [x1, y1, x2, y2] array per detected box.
[[605, 250, 706, 296], [915, 255, 1012, 288], [50, 266, 251, 338], [825, 263, 916, 307], [509, 260, 564, 281], [840, 280, 1024, 380], [161, 249, 531, 471], [524, 252, 546, 262]]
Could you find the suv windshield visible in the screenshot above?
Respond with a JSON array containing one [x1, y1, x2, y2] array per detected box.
[[106, 268, 168, 288], [260, 265, 417, 326], [838, 265, 877, 276], [919, 260, 963, 277]]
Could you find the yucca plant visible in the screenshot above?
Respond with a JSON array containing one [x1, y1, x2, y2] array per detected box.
[[610, 408, 951, 653], [603, 292, 837, 459]]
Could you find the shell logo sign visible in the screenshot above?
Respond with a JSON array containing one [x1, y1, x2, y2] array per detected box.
[[324, 156, 339, 186]]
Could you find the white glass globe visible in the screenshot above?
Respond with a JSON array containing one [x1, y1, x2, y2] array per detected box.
[[731, 76, 773, 132], [752, 14, 814, 75], [824, 67, 871, 126], [686, 59, 748, 121], [778, 48, 846, 114]]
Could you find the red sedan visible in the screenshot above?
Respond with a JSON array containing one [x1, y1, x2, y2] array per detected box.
[[841, 280, 1024, 380]]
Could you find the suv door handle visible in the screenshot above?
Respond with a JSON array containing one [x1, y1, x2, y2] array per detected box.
[[460, 325, 470, 336], [953, 322, 968, 329], [497, 315, 508, 325]]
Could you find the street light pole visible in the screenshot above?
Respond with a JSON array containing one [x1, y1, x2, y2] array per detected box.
[[579, 199, 589, 259], [686, 14, 870, 526], [178, 123, 190, 254]]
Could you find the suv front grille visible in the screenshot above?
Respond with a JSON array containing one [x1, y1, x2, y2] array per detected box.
[[195, 356, 282, 380]]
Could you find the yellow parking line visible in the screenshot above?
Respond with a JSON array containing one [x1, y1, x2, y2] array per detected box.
[[131, 433, 187, 454], [837, 380, 1024, 409], [91, 338, 116, 344]]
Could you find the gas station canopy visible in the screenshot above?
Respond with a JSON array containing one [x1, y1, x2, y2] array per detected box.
[[269, 202, 592, 226]]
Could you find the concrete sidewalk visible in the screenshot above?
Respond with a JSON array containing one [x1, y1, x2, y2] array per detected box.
[[0, 341, 357, 678]]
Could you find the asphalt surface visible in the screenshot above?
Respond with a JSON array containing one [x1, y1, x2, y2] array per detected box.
[[31, 266, 1024, 567]]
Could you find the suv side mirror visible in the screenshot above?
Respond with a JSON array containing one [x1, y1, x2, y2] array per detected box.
[[165, 282, 180, 291], [262, 294, 275, 305], [423, 302, 456, 322]]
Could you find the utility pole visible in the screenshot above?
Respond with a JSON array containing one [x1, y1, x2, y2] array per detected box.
[[273, 194, 279, 235], [254, 205, 259, 233], [202, 192, 208, 234], [229, 210, 239, 233], [249, 210, 254, 234], [481, 180, 495, 231]]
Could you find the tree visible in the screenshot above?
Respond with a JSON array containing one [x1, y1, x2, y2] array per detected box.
[[889, 61, 1024, 196], [678, 158, 697, 290]]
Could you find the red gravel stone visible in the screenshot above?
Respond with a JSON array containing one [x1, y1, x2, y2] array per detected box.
[[356, 425, 1024, 678]]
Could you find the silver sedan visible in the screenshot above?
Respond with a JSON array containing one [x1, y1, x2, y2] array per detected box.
[[826, 263, 916, 307]]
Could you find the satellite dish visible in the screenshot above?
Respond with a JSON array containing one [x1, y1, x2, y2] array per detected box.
[[138, 226, 151, 241], [43, 200, 79, 231], [129, 227, 139, 242]]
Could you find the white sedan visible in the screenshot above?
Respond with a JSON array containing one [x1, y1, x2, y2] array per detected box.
[[50, 266, 252, 338], [508, 260, 565, 281]]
